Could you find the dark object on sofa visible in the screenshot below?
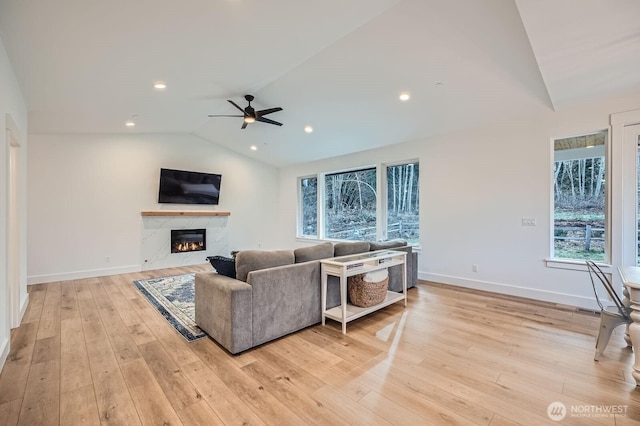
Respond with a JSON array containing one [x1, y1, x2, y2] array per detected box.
[[206, 255, 236, 278]]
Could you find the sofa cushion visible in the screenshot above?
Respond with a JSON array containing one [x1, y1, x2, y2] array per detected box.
[[206, 256, 236, 278], [369, 239, 407, 251], [333, 241, 370, 257], [294, 242, 334, 263], [235, 249, 295, 282]]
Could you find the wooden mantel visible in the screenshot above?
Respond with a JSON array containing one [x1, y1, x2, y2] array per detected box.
[[141, 211, 230, 217]]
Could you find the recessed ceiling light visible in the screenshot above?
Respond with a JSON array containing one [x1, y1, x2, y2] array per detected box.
[[125, 120, 135, 127], [250, 145, 258, 151], [399, 92, 410, 101], [154, 82, 167, 90], [304, 125, 313, 134]]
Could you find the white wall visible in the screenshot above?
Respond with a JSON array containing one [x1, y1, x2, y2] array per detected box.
[[0, 37, 28, 370], [27, 133, 280, 283], [278, 89, 640, 310]]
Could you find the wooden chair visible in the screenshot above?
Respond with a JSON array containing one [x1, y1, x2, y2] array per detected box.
[[586, 261, 632, 361]]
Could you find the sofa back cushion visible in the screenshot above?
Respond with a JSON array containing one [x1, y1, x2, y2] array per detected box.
[[235, 249, 295, 282], [294, 242, 334, 263], [369, 239, 407, 251], [333, 241, 370, 257]]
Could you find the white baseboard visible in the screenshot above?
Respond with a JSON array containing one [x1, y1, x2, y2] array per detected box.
[[0, 336, 9, 373], [27, 264, 141, 285], [419, 272, 597, 310]]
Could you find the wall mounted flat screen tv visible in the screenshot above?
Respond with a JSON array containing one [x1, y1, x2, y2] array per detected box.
[[158, 168, 222, 205]]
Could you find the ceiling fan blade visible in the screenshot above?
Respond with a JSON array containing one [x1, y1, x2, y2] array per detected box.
[[241, 121, 248, 130], [256, 107, 283, 117], [228, 100, 248, 115], [208, 114, 244, 117], [256, 116, 283, 126]]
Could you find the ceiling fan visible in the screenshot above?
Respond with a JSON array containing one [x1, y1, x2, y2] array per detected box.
[[208, 95, 283, 129]]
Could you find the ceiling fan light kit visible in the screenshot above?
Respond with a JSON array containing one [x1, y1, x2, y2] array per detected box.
[[209, 94, 283, 129]]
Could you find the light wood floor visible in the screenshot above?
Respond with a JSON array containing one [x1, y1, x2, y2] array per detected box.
[[1, 264, 639, 425]]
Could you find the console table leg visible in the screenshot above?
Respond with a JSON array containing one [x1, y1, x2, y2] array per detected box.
[[624, 287, 633, 347], [630, 308, 640, 386], [341, 270, 347, 334], [321, 265, 327, 326]]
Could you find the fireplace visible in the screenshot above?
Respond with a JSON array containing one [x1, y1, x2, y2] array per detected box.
[[171, 229, 206, 253]]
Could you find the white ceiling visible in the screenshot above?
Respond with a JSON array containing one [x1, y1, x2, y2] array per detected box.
[[1, 0, 639, 167]]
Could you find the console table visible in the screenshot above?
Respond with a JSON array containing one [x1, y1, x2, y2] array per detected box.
[[321, 249, 407, 334], [618, 266, 640, 387]]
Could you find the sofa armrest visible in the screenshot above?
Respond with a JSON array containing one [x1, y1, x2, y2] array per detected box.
[[195, 272, 252, 354], [247, 261, 322, 347]]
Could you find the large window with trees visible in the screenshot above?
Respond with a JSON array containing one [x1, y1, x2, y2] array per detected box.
[[386, 163, 419, 243], [553, 130, 607, 261], [325, 168, 377, 240], [300, 176, 317, 237], [298, 161, 419, 243]]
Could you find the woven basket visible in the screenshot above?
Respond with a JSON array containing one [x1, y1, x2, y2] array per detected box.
[[348, 274, 389, 308]]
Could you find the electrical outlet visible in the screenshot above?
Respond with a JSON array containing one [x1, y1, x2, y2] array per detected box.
[[472, 264, 478, 272], [521, 217, 536, 226], [105, 256, 111, 263]]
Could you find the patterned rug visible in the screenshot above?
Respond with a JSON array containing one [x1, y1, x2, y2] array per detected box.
[[133, 273, 206, 341]]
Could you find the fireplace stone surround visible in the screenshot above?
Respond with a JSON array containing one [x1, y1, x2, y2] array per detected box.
[[141, 211, 229, 270]]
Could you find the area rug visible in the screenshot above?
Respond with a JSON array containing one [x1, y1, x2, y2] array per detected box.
[[133, 273, 206, 341]]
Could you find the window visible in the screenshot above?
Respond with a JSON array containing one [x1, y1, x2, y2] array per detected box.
[[297, 161, 419, 243], [300, 176, 318, 237], [552, 130, 607, 261], [386, 163, 419, 243], [635, 135, 640, 266], [325, 168, 377, 240]]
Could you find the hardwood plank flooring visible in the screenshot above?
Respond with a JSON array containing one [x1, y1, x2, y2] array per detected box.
[[0, 264, 638, 425]]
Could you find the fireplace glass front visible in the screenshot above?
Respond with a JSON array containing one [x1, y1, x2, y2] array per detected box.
[[171, 229, 206, 253]]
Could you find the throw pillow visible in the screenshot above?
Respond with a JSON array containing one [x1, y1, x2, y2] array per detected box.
[[206, 256, 236, 278]]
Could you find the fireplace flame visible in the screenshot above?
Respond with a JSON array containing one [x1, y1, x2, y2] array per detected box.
[[173, 242, 205, 253]]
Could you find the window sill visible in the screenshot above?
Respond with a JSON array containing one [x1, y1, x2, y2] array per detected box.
[[545, 258, 612, 272]]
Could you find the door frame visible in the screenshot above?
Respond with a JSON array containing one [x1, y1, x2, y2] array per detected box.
[[6, 115, 21, 328], [610, 109, 640, 287]]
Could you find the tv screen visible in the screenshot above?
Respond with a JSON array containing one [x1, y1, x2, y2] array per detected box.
[[158, 168, 222, 205]]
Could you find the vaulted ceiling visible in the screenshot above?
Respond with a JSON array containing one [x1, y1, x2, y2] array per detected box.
[[1, 0, 639, 166]]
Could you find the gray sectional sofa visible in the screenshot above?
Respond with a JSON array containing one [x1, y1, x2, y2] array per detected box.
[[195, 240, 418, 354]]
